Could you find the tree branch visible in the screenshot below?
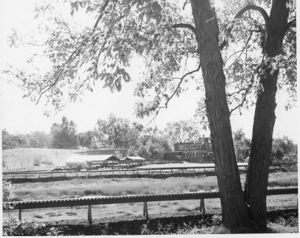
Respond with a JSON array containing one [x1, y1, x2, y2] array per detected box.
[[144, 63, 201, 128], [92, 0, 110, 32], [224, 30, 253, 66], [220, 5, 269, 51], [35, 1, 112, 104], [172, 23, 197, 37], [165, 63, 201, 108], [235, 4, 269, 25]]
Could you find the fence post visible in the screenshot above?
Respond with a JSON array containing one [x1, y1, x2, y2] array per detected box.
[[87, 205, 92, 225], [18, 209, 22, 220], [200, 199, 205, 214], [143, 201, 149, 219]]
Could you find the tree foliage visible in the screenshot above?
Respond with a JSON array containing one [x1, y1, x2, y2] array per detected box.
[[136, 128, 172, 160], [163, 120, 206, 144], [94, 114, 143, 148], [233, 129, 251, 162], [50, 116, 79, 149], [272, 136, 297, 163], [2, 129, 51, 149]]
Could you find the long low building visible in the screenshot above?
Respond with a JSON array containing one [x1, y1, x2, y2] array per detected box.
[[65, 154, 147, 169], [65, 154, 117, 168], [121, 156, 146, 166]]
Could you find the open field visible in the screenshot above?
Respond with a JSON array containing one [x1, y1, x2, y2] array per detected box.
[[10, 171, 298, 201], [2, 148, 78, 171]]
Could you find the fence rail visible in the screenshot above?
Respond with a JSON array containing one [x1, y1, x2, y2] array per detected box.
[[3, 163, 248, 180], [3, 187, 298, 224]]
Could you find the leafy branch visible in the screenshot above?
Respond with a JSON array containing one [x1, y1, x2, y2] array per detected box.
[[144, 63, 201, 128]]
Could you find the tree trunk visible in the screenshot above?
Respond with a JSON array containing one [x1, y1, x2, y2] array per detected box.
[[190, 0, 250, 230], [244, 0, 289, 231]]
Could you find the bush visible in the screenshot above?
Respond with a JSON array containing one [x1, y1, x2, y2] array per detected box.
[[33, 157, 41, 166], [41, 159, 53, 165]]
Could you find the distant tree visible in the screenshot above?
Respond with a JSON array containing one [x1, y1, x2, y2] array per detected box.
[[28, 131, 51, 148], [163, 120, 204, 145], [78, 130, 95, 148], [233, 129, 251, 162], [94, 114, 143, 148], [136, 132, 172, 161], [2, 129, 16, 149], [272, 136, 296, 163], [50, 116, 79, 149]]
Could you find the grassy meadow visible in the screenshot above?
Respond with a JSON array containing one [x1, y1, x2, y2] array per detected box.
[[10, 172, 298, 201], [2, 148, 78, 171], [5, 172, 298, 224]]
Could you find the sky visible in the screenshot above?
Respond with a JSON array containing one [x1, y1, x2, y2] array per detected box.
[[0, 0, 299, 142]]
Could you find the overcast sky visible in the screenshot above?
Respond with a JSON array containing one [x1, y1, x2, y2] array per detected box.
[[0, 0, 298, 142]]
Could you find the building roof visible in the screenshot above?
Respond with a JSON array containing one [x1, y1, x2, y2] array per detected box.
[[123, 156, 146, 161], [65, 154, 115, 164]]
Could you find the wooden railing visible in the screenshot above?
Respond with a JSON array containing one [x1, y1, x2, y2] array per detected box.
[[3, 163, 248, 181], [3, 187, 297, 225]]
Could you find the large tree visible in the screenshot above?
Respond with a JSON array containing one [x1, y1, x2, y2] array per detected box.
[[51, 116, 79, 149], [6, 0, 296, 232], [94, 114, 143, 148]]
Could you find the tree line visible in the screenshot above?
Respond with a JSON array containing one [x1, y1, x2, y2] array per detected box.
[[2, 115, 297, 163]]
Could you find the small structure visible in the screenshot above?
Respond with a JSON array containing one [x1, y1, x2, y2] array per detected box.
[[163, 152, 183, 162], [87, 154, 118, 168], [103, 155, 121, 168], [121, 156, 146, 167], [65, 154, 118, 169]]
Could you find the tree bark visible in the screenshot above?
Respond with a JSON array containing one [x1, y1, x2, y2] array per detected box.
[[190, 0, 250, 230], [244, 0, 289, 231]]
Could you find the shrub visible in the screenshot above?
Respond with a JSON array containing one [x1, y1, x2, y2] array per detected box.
[[33, 157, 41, 166]]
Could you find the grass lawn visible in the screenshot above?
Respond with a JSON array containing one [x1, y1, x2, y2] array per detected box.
[[4, 171, 298, 224], [10, 171, 298, 201]]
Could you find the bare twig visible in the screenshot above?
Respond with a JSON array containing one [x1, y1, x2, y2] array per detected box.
[[183, 0, 189, 10], [165, 63, 201, 108], [224, 30, 253, 66]]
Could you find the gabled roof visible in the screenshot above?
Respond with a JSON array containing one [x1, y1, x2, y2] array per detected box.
[[65, 154, 115, 163], [123, 156, 146, 161]]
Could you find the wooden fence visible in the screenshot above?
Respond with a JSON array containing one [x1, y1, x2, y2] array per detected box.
[[3, 163, 248, 181], [3, 187, 297, 225]]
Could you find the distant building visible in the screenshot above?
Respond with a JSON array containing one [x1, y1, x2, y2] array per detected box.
[[162, 152, 183, 162], [171, 139, 213, 163], [80, 148, 128, 157], [65, 154, 117, 169], [121, 156, 146, 167], [102, 155, 121, 167]]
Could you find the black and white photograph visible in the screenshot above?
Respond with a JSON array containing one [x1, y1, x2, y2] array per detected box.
[[1, 0, 298, 235]]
